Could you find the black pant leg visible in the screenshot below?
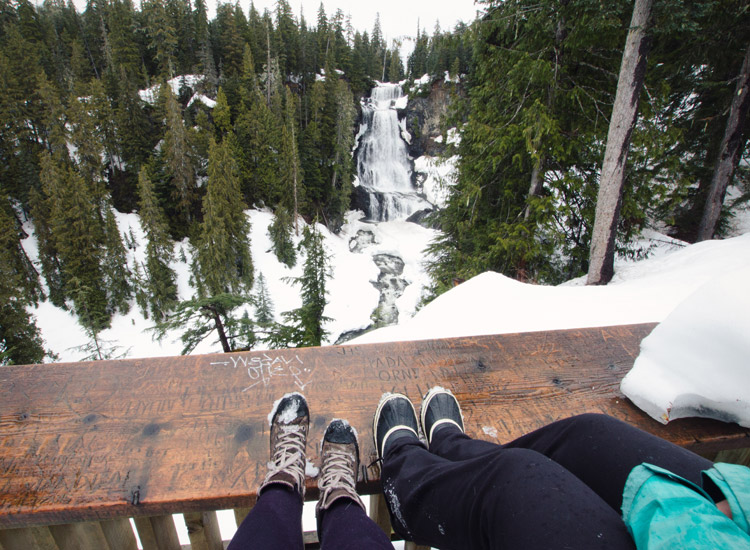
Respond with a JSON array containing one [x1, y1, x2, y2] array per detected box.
[[381, 437, 634, 550], [502, 413, 717, 510], [227, 485, 304, 550], [432, 413, 717, 512]]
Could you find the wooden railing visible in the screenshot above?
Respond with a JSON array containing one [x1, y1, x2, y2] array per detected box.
[[2, 324, 749, 549]]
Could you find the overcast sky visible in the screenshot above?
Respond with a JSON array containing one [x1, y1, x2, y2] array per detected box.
[[226, 0, 480, 41]]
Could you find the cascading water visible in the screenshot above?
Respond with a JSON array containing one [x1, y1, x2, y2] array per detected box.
[[356, 83, 433, 221]]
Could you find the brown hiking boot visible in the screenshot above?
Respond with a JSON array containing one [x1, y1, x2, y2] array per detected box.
[[259, 392, 309, 498], [316, 419, 365, 523]]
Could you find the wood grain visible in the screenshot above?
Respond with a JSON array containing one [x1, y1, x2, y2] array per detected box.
[[1, 324, 748, 528]]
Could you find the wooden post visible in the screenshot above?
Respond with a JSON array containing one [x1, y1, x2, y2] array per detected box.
[[133, 515, 181, 550], [184, 511, 223, 550], [0, 526, 59, 550], [369, 494, 392, 536], [99, 519, 137, 550], [48, 522, 110, 550]]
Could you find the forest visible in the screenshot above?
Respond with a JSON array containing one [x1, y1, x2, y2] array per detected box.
[[0, 0, 748, 365]]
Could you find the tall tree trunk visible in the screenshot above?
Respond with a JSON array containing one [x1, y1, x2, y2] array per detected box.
[[524, 157, 544, 220], [587, 0, 653, 285], [696, 44, 750, 241], [203, 305, 231, 352]]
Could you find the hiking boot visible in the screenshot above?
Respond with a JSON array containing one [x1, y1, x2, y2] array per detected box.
[[421, 386, 465, 445], [373, 393, 420, 460], [259, 392, 309, 498], [316, 419, 365, 523]]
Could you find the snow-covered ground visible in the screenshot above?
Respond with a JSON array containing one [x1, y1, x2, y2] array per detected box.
[[26, 209, 439, 361]]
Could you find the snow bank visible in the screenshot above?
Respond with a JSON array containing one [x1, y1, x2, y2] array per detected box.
[[621, 265, 750, 427], [352, 233, 750, 345]]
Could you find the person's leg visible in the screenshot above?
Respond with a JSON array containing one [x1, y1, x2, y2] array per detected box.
[[503, 413, 720, 509], [227, 485, 303, 550], [379, 393, 633, 550], [382, 436, 635, 550], [429, 412, 721, 510], [316, 419, 393, 549], [228, 393, 308, 550], [318, 498, 393, 550]]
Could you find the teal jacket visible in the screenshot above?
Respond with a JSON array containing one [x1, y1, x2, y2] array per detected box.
[[622, 462, 750, 549]]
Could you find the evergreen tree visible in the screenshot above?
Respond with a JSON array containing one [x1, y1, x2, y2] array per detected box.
[[151, 292, 253, 353], [137, 165, 177, 320], [280, 85, 303, 231], [101, 205, 132, 314], [0, 286, 46, 365], [268, 206, 296, 267], [213, 86, 232, 136], [193, 138, 253, 297], [40, 153, 110, 331], [270, 223, 331, 348], [253, 271, 275, 328], [234, 80, 281, 206], [427, 0, 631, 290], [162, 82, 198, 231], [0, 198, 46, 365], [143, 0, 178, 77]]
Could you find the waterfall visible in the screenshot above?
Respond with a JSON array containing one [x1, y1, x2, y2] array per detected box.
[[356, 83, 433, 222]]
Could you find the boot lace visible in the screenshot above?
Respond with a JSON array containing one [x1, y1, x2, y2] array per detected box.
[[265, 425, 306, 489], [319, 448, 358, 502]]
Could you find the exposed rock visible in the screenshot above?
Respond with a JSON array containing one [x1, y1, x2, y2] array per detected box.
[[349, 229, 377, 253], [371, 254, 408, 327], [406, 208, 438, 228], [404, 78, 460, 158]]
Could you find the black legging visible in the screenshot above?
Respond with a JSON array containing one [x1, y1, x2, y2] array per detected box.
[[381, 413, 717, 550]]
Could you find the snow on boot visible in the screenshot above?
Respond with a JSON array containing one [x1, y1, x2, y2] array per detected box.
[[316, 419, 365, 527], [421, 386, 465, 445], [260, 392, 309, 498]]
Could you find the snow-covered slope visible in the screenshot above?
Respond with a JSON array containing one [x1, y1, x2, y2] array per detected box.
[[26, 209, 438, 361]]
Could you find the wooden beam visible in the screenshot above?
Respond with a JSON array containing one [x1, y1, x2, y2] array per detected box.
[[2, 324, 749, 529]]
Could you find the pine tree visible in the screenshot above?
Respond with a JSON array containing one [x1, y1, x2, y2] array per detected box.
[[137, 165, 177, 320], [40, 153, 110, 331], [271, 223, 331, 348], [0, 278, 46, 365], [143, 0, 178, 77], [268, 206, 296, 267], [253, 271, 275, 328], [213, 87, 232, 137], [162, 82, 197, 230], [101, 206, 132, 314], [0, 198, 46, 365], [151, 293, 253, 353], [193, 138, 253, 297], [280, 85, 303, 231]]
